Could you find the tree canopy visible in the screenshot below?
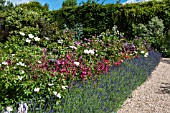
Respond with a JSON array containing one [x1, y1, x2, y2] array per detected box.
[[62, 0, 77, 8]]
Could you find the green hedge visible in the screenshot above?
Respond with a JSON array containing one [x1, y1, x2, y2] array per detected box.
[[51, 0, 170, 39]]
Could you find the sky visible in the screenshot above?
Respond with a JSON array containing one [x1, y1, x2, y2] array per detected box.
[[8, 0, 149, 10]]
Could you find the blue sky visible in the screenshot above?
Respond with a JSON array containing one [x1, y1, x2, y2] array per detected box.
[[9, 0, 153, 10], [37, 0, 127, 10], [9, 0, 128, 10]]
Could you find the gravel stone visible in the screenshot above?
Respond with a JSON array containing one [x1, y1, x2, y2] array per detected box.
[[117, 58, 170, 113]]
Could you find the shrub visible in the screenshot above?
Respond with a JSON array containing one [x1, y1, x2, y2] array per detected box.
[[132, 16, 170, 57]]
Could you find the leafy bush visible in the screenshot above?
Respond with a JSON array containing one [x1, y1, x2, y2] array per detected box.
[[51, 0, 170, 39], [0, 27, 150, 112], [133, 16, 170, 57], [0, 4, 59, 44]]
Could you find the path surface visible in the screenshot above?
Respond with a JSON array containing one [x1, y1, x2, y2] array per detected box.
[[117, 58, 170, 113]]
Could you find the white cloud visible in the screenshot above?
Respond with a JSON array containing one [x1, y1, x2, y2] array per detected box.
[[7, 0, 33, 5], [122, 0, 152, 5]]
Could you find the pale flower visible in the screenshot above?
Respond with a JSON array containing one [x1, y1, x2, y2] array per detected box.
[[19, 32, 25, 36], [45, 37, 50, 40], [2, 61, 8, 65], [57, 93, 61, 99], [28, 34, 34, 38], [12, 54, 15, 56], [53, 91, 61, 99], [144, 52, 149, 57], [69, 46, 77, 50], [74, 62, 80, 66], [34, 88, 40, 92], [17, 62, 26, 67], [20, 70, 25, 74], [141, 51, 145, 54], [6, 106, 13, 112], [84, 49, 89, 54], [18, 102, 28, 113], [34, 37, 40, 41], [57, 39, 63, 44], [18, 76, 23, 81], [53, 91, 57, 95], [26, 38, 31, 43], [134, 51, 138, 54], [37, 61, 42, 63], [89, 50, 95, 54], [48, 83, 54, 86], [62, 86, 68, 90]]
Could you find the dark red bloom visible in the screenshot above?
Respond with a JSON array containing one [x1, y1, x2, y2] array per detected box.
[[135, 54, 138, 58], [33, 75, 37, 79], [125, 55, 130, 59], [105, 60, 109, 64], [80, 74, 86, 81], [51, 74, 55, 77], [1, 67, 4, 71], [114, 62, 121, 66], [6, 60, 11, 65]]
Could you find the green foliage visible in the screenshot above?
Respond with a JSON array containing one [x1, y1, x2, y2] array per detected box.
[[133, 16, 164, 44], [0, 45, 68, 109], [52, 0, 169, 39], [0, 5, 59, 45], [71, 23, 84, 40], [16, 1, 48, 11], [0, 0, 12, 11], [62, 0, 77, 8], [44, 3, 49, 10], [132, 16, 170, 57]]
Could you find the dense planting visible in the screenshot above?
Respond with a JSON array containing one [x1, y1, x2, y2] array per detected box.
[[0, 25, 157, 112], [0, 50, 161, 112], [0, 0, 166, 112]]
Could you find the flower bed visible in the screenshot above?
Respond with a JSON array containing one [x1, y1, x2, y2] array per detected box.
[[0, 26, 160, 112]]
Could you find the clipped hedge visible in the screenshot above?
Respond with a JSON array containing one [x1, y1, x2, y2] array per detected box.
[[51, 0, 170, 39]]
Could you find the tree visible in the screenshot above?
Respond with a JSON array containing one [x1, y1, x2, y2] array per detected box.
[[62, 0, 77, 8], [44, 3, 49, 10], [0, 0, 13, 11], [0, 0, 6, 10]]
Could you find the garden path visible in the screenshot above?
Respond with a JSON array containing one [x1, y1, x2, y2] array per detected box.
[[117, 58, 170, 113]]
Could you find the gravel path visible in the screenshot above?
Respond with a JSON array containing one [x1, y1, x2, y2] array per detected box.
[[117, 58, 170, 113]]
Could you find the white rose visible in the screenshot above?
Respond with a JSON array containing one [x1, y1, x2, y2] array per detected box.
[[28, 34, 34, 38]]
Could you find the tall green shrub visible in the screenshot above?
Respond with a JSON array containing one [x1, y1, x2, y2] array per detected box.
[[51, 0, 169, 39]]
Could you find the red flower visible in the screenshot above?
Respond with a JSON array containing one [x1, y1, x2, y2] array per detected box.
[[125, 55, 130, 59], [51, 73, 55, 77], [114, 62, 121, 66], [33, 75, 37, 79], [6, 60, 11, 65], [105, 60, 109, 64], [1, 67, 4, 71], [135, 54, 138, 58], [80, 74, 86, 81]]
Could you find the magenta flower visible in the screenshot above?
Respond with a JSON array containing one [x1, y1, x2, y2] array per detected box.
[[82, 71, 87, 75], [80, 74, 86, 81], [66, 54, 71, 60]]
